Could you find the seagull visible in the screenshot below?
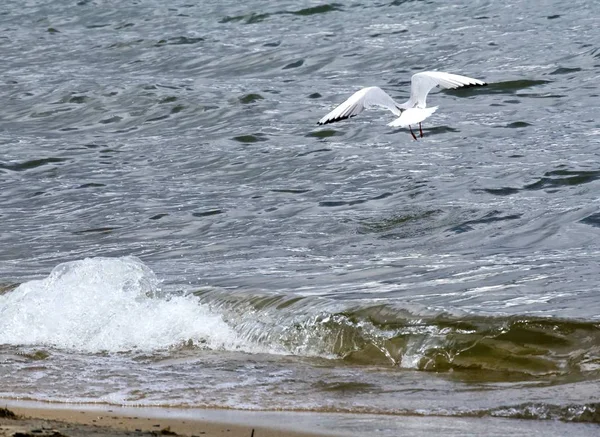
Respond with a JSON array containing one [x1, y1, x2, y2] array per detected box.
[[317, 71, 486, 140]]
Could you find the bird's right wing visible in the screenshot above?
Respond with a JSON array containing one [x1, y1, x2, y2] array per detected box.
[[408, 72, 486, 108], [318, 86, 401, 125]]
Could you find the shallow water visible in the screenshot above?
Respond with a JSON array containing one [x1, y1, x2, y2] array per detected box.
[[1, 0, 600, 432]]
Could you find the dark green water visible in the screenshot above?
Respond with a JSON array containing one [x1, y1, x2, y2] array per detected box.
[[1, 0, 600, 435]]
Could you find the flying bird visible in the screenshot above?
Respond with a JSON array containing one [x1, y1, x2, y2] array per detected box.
[[317, 71, 486, 140]]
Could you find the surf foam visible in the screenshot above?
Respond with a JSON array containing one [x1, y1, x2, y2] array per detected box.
[[0, 257, 242, 353]]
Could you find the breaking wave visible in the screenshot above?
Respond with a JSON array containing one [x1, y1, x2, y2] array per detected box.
[[1, 256, 599, 383]]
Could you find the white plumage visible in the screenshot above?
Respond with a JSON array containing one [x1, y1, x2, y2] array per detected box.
[[317, 71, 486, 139], [388, 106, 438, 128]]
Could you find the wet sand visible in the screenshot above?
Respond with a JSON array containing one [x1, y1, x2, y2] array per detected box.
[[0, 405, 330, 437]]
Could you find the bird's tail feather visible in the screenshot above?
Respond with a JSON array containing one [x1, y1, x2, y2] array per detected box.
[[388, 106, 438, 128]]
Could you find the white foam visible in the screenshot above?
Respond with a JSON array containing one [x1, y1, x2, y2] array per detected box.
[[0, 257, 244, 353]]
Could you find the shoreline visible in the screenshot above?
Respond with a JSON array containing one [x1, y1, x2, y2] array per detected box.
[[0, 401, 337, 437], [2, 399, 600, 437]]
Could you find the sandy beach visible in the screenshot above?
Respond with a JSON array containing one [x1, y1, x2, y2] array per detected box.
[[0, 405, 331, 437], [3, 402, 600, 437]]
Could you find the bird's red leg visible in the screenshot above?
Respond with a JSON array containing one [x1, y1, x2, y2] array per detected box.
[[409, 125, 418, 140], [419, 122, 424, 138]]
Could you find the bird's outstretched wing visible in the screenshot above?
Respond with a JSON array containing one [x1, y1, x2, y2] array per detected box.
[[317, 86, 401, 125], [408, 72, 486, 108]]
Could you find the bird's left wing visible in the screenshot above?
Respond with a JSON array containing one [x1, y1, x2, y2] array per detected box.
[[318, 86, 400, 125], [408, 72, 486, 108]]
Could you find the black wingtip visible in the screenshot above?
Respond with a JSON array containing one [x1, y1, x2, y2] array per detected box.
[[316, 115, 353, 125], [463, 81, 488, 88]]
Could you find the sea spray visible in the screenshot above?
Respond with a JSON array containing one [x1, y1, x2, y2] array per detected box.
[[0, 257, 241, 353]]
